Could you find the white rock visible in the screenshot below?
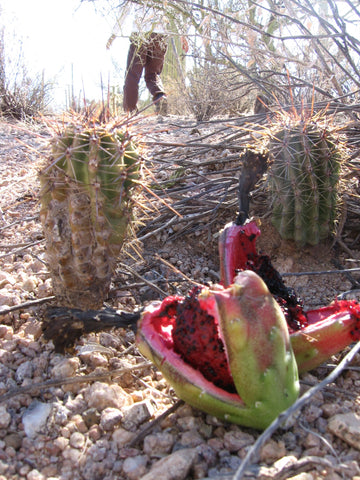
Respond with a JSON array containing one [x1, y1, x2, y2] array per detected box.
[[0, 271, 16, 287], [26, 469, 46, 480], [69, 432, 85, 449], [22, 401, 52, 438], [51, 357, 80, 379], [22, 276, 38, 292], [141, 448, 197, 480], [122, 455, 148, 480], [85, 382, 132, 410], [0, 288, 14, 307]]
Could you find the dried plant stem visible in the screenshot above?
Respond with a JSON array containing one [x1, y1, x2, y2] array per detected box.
[[232, 341, 360, 480], [0, 296, 55, 315]]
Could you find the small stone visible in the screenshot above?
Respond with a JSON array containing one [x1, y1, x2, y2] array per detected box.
[[121, 400, 154, 431], [223, 430, 255, 452], [62, 446, 82, 462], [51, 358, 80, 379], [15, 360, 33, 383], [71, 414, 88, 433], [52, 403, 70, 426], [22, 401, 52, 438], [0, 272, 16, 288], [260, 439, 286, 464], [85, 382, 132, 410], [122, 455, 148, 480], [26, 469, 45, 480], [0, 325, 12, 339], [328, 412, 360, 450], [88, 424, 102, 442], [0, 406, 11, 429], [79, 351, 109, 368], [4, 433, 22, 450], [112, 427, 136, 448], [143, 432, 175, 455], [69, 432, 85, 449], [100, 407, 123, 431], [141, 448, 197, 480], [303, 404, 322, 423], [82, 408, 101, 428], [22, 276, 38, 292], [53, 436, 69, 451], [180, 429, 204, 448]]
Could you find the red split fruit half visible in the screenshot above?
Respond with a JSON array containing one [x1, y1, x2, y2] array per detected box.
[[136, 219, 360, 429]]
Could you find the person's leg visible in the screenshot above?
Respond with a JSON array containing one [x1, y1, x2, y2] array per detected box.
[[144, 33, 168, 101], [123, 35, 146, 112]]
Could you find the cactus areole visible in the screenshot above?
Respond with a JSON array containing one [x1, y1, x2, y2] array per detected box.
[[137, 270, 300, 430]]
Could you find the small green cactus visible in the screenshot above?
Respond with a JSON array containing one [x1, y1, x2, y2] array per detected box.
[[39, 120, 142, 309], [267, 113, 343, 246]]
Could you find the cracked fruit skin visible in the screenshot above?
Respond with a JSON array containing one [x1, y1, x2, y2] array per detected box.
[[136, 270, 299, 430]]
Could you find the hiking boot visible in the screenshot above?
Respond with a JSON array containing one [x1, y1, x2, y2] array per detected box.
[[154, 94, 168, 116]]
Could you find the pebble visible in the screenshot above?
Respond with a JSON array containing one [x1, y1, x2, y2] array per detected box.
[[85, 382, 132, 410], [121, 400, 154, 431], [223, 429, 255, 452], [112, 428, 136, 448], [143, 432, 175, 455], [22, 401, 52, 438], [328, 412, 360, 450], [69, 432, 86, 449], [0, 407, 11, 429], [122, 455, 148, 480], [51, 358, 80, 379], [100, 407, 123, 431], [141, 447, 197, 480]]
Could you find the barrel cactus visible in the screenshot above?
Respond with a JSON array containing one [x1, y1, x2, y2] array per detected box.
[[39, 120, 142, 309], [267, 113, 344, 246]]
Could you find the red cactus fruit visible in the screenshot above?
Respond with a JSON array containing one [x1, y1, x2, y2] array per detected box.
[[137, 270, 299, 429]]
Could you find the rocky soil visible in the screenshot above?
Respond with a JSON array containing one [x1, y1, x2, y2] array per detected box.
[[0, 114, 360, 480]]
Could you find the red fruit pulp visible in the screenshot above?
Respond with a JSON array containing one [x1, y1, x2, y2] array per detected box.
[[172, 287, 235, 392], [144, 287, 235, 392]]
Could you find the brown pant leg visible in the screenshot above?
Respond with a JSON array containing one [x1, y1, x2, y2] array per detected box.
[[123, 35, 147, 112], [144, 33, 168, 100]]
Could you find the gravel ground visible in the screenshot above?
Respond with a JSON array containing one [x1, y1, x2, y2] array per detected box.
[[0, 115, 360, 480]]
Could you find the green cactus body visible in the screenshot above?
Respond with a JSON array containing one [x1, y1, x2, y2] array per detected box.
[[40, 124, 142, 309], [268, 121, 342, 246]]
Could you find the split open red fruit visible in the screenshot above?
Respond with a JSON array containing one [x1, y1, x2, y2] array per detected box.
[[137, 271, 300, 429], [136, 219, 360, 429]]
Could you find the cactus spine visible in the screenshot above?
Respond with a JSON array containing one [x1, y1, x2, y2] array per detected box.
[[39, 121, 142, 309], [268, 117, 342, 246]]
